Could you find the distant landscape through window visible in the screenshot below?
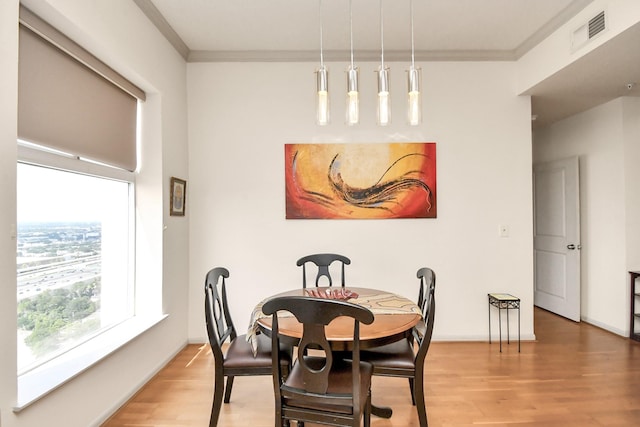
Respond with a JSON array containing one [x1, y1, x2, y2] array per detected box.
[[17, 163, 132, 374]]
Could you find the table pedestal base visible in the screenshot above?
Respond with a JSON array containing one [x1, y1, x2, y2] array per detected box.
[[372, 404, 392, 418]]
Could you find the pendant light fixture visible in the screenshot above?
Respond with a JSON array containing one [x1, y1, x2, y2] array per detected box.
[[346, 0, 359, 125], [407, 0, 422, 126], [316, 0, 329, 125], [377, 0, 390, 126]]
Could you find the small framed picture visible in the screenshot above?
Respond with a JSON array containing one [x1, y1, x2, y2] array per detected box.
[[170, 177, 186, 216]]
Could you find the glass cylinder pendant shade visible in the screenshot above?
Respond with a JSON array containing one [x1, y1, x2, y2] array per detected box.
[[316, 66, 329, 125], [407, 66, 422, 126], [377, 66, 391, 126], [346, 65, 359, 125]]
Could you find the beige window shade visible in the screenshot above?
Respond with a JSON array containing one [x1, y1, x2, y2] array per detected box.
[[18, 8, 144, 172]]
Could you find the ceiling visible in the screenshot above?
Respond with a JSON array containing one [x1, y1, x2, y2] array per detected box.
[[134, 0, 640, 128]]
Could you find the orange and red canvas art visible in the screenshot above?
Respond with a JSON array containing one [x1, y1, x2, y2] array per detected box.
[[285, 142, 436, 219]]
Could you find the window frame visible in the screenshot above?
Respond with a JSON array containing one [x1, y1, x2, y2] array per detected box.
[[14, 142, 166, 411]]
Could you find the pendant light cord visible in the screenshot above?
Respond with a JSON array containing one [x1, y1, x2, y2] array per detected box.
[[380, 0, 384, 68], [349, 0, 354, 68], [319, 0, 324, 68], [410, 0, 415, 67]]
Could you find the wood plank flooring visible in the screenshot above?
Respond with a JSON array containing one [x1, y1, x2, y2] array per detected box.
[[102, 308, 640, 426]]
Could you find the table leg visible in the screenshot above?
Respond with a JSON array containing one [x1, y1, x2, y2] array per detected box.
[[498, 305, 502, 352], [506, 307, 510, 344], [488, 298, 492, 343], [518, 305, 521, 352]]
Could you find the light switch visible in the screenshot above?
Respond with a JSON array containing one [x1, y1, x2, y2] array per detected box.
[[499, 224, 509, 238]]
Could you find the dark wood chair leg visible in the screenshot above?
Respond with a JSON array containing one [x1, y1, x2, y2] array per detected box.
[[414, 369, 428, 427], [364, 393, 372, 427], [409, 378, 416, 405], [210, 371, 225, 427], [223, 376, 234, 403]]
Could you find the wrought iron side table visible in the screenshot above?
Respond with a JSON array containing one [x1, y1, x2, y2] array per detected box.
[[488, 293, 520, 352]]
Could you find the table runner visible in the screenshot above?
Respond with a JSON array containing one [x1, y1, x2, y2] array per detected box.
[[247, 290, 422, 356]]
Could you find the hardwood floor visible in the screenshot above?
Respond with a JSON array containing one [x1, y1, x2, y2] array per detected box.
[[102, 308, 640, 426]]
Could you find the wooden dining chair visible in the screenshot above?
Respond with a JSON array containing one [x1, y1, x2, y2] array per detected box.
[[296, 253, 351, 288], [204, 267, 290, 427], [262, 295, 375, 427], [360, 267, 436, 427]]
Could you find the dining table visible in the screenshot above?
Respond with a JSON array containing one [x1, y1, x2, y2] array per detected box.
[[247, 286, 423, 419]]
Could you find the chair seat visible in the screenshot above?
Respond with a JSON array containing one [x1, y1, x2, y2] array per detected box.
[[361, 339, 416, 371], [282, 357, 373, 415], [224, 333, 273, 369]]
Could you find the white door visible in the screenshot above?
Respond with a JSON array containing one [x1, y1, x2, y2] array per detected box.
[[533, 157, 581, 321]]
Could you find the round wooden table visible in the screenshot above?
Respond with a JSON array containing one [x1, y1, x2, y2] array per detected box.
[[256, 286, 421, 350], [253, 286, 422, 419]]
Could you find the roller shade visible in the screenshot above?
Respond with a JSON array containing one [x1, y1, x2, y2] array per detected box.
[[18, 8, 143, 172]]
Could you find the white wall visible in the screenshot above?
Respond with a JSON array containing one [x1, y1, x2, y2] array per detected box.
[[622, 98, 640, 272], [517, 0, 640, 94], [0, 1, 189, 426], [0, 2, 20, 426], [187, 60, 535, 344], [533, 97, 640, 335]]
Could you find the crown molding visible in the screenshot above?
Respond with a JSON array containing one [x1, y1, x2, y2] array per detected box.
[[133, 0, 189, 60], [134, 0, 593, 64], [188, 49, 516, 63]]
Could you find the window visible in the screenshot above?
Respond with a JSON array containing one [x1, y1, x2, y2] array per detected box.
[[15, 6, 151, 408], [17, 161, 133, 374]]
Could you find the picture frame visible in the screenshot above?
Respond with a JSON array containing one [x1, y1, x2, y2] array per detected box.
[[169, 177, 186, 216]]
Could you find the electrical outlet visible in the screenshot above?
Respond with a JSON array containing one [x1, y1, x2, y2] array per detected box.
[[499, 224, 509, 238]]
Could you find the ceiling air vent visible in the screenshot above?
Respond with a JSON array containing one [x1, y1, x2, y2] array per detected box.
[[572, 10, 606, 51], [588, 11, 606, 38]]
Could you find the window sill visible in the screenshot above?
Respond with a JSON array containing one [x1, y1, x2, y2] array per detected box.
[[14, 314, 168, 411]]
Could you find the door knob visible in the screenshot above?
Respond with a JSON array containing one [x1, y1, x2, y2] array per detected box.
[[567, 244, 576, 250]]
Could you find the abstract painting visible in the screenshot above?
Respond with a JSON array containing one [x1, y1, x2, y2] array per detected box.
[[285, 142, 436, 219]]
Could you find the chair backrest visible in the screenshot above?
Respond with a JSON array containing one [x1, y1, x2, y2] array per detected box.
[[204, 267, 237, 363], [296, 253, 351, 288], [414, 267, 436, 362], [262, 296, 374, 403]]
